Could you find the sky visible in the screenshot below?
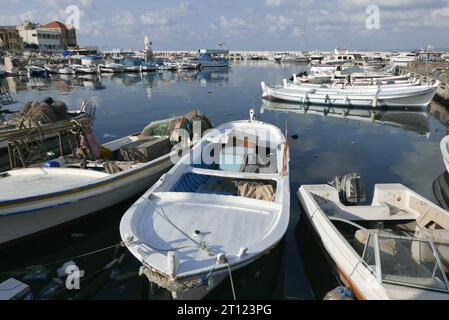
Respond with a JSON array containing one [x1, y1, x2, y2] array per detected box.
[[1, 0, 449, 51]]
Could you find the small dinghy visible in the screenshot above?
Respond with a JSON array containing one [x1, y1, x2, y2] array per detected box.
[[120, 110, 290, 299], [0, 111, 212, 247], [298, 174, 449, 300]]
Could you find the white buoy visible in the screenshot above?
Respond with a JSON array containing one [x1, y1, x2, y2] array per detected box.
[[167, 251, 176, 278]]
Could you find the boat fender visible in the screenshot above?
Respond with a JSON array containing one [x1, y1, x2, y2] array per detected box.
[[323, 287, 354, 300], [57, 261, 77, 278], [373, 95, 378, 108], [43, 161, 60, 168], [237, 247, 248, 258], [167, 251, 176, 278]]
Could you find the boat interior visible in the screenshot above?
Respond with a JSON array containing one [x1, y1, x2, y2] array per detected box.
[[30, 134, 172, 175], [158, 128, 284, 203], [305, 184, 449, 293]]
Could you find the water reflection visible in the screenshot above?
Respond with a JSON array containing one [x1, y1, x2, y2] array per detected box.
[[3, 68, 230, 96], [428, 99, 449, 129], [261, 100, 431, 135], [434, 171, 449, 210]]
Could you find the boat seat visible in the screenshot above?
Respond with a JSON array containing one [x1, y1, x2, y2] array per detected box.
[[117, 136, 171, 163], [412, 229, 449, 272], [239, 153, 277, 174], [355, 229, 397, 257]]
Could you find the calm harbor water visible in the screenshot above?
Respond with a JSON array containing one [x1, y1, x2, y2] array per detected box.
[[1, 61, 449, 300]]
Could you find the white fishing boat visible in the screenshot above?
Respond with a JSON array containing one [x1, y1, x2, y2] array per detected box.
[[26, 65, 48, 78], [140, 63, 158, 72], [298, 174, 449, 300], [392, 52, 417, 67], [73, 65, 97, 74], [261, 80, 438, 108], [59, 67, 75, 75], [0, 111, 212, 247], [97, 62, 125, 73], [158, 61, 179, 71], [120, 110, 290, 300], [440, 135, 449, 173]]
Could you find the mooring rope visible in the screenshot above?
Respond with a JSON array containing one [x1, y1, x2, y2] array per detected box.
[[226, 262, 237, 300], [0, 242, 123, 276]]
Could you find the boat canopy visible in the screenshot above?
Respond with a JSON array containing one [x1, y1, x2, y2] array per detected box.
[[360, 231, 449, 293]]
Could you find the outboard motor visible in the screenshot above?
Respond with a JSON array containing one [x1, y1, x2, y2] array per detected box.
[[329, 173, 366, 205]]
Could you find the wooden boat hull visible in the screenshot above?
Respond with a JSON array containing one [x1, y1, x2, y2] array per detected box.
[[0, 156, 173, 246], [262, 82, 437, 108], [120, 120, 290, 300]]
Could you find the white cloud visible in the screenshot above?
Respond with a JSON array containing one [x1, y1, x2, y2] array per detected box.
[[266, 14, 293, 32], [140, 12, 169, 26], [265, 0, 283, 7]]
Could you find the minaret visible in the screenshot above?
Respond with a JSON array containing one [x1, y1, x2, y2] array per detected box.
[[144, 35, 153, 62]]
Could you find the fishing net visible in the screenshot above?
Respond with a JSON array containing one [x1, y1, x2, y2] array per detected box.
[[237, 181, 276, 202], [140, 110, 213, 142], [19, 97, 70, 124]]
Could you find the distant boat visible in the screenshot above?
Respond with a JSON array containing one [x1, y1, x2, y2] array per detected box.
[[72, 64, 97, 74], [192, 49, 229, 67], [392, 52, 417, 67], [277, 53, 309, 63], [97, 62, 125, 73], [120, 111, 290, 299], [45, 64, 76, 75], [298, 174, 449, 299], [140, 63, 158, 72], [25, 66, 48, 77]]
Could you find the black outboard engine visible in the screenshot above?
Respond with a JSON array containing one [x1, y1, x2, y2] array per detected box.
[[329, 173, 366, 205]]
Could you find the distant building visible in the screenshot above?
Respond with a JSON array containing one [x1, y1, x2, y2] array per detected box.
[[40, 21, 77, 49], [0, 26, 24, 51], [17, 21, 62, 52]]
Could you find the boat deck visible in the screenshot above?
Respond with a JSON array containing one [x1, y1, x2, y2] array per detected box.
[[125, 192, 281, 277], [0, 168, 109, 201]]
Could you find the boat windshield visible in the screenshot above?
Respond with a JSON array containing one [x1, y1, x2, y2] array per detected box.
[[363, 233, 449, 292]]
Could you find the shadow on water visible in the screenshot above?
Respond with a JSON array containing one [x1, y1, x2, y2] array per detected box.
[[294, 204, 339, 300], [0, 197, 147, 300]]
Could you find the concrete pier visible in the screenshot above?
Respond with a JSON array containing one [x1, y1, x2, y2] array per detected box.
[[398, 63, 449, 103]]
